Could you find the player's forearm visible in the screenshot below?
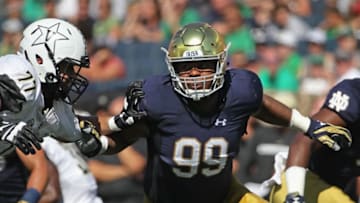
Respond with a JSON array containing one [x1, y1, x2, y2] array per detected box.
[[286, 134, 313, 168], [27, 162, 48, 193], [104, 121, 149, 154], [285, 133, 313, 197], [254, 94, 292, 126], [103, 132, 132, 154], [17, 149, 48, 193], [22, 159, 48, 203]]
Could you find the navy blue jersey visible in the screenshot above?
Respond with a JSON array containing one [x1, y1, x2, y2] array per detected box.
[[0, 152, 28, 203], [141, 69, 263, 203], [310, 79, 360, 189]]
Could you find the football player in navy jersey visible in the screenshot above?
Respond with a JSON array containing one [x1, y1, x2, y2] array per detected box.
[[271, 78, 360, 203], [102, 22, 352, 203]]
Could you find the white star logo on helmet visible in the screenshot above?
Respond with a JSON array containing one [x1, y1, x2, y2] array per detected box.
[[30, 22, 69, 54]]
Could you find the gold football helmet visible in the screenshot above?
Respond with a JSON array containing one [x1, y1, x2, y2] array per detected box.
[[162, 22, 229, 100]]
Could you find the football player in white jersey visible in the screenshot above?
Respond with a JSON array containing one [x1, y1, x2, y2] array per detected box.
[[0, 17, 145, 157], [0, 18, 108, 203], [18, 17, 91, 141], [0, 17, 110, 157], [17, 18, 111, 157]]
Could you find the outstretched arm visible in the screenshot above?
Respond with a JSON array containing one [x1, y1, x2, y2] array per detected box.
[[76, 118, 150, 157], [253, 94, 351, 151], [253, 94, 292, 126], [105, 120, 150, 154]]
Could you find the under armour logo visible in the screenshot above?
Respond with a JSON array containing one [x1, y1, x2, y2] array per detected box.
[[214, 118, 227, 126], [328, 90, 349, 112]]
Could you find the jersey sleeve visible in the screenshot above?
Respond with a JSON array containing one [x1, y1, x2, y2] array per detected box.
[[0, 75, 26, 112], [322, 79, 360, 123], [230, 69, 263, 114], [0, 55, 41, 112], [248, 71, 263, 113]]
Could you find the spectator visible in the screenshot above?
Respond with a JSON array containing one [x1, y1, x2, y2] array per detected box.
[[0, 18, 23, 55], [349, 0, 360, 47], [305, 28, 327, 55], [21, 0, 46, 22], [81, 46, 126, 82], [92, 0, 121, 48], [321, 7, 348, 51], [212, 3, 255, 55], [160, 0, 202, 41], [73, 0, 95, 54], [334, 49, 360, 83], [334, 26, 360, 64], [258, 30, 303, 95], [272, 4, 310, 42], [248, 4, 277, 46], [203, 0, 237, 23], [55, 0, 79, 21], [43, 0, 57, 19], [299, 54, 333, 114], [229, 51, 250, 69], [121, 0, 165, 43], [304, 28, 334, 79]]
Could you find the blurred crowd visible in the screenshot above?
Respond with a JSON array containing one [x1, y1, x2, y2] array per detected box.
[[1, 0, 360, 201]]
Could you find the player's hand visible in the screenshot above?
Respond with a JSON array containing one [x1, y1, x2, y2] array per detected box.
[[108, 80, 147, 131], [306, 119, 352, 151], [76, 120, 102, 157], [0, 121, 43, 154], [285, 192, 305, 203]]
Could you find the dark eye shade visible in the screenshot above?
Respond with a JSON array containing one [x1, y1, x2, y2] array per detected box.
[[173, 60, 217, 73]]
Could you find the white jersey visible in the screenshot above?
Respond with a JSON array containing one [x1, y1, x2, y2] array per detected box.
[[42, 137, 103, 203], [0, 54, 82, 155], [0, 54, 44, 154]]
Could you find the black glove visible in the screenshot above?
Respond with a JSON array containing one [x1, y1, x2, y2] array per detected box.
[[0, 121, 43, 154], [285, 192, 305, 203], [109, 80, 147, 131], [306, 119, 352, 151], [76, 120, 102, 157]]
